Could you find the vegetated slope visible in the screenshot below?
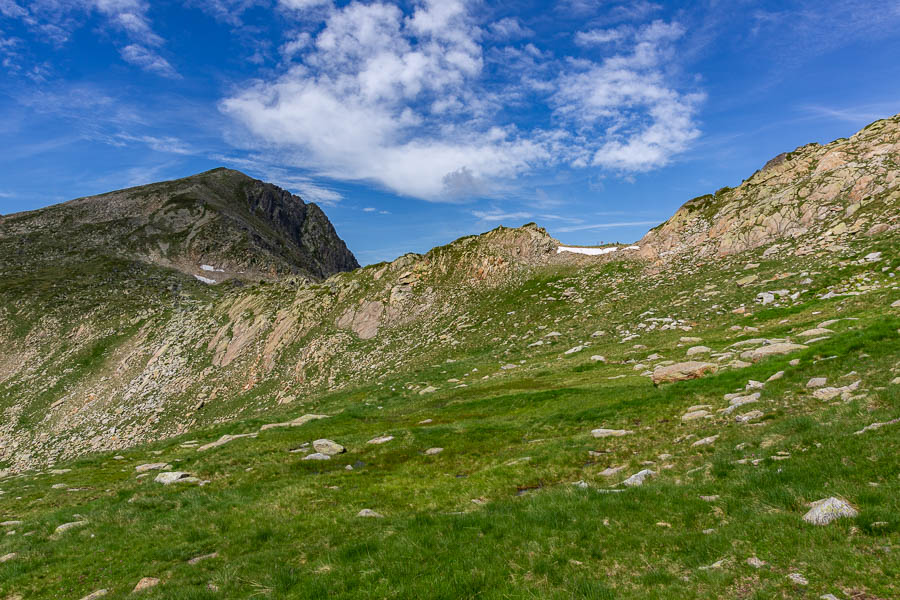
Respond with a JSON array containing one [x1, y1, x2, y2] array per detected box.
[[0, 167, 359, 282], [0, 115, 898, 599]]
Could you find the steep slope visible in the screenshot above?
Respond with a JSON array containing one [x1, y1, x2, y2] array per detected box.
[[0, 168, 359, 282], [640, 114, 900, 262]]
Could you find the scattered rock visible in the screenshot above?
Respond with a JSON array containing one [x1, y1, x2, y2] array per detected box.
[[798, 328, 833, 337], [599, 465, 626, 477], [590, 355, 606, 362], [259, 414, 329, 431], [424, 447, 444, 455], [357, 509, 384, 518], [197, 432, 257, 453], [854, 418, 900, 435], [682, 409, 710, 421], [302, 453, 331, 461], [766, 371, 784, 382], [807, 377, 827, 388], [746, 556, 766, 568], [741, 343, 807, 362], [686, 346, 711, 356], [591, 428, 633, 438], [803, 497, 858, 525], [80, 590, 108, 600], [135, 463, 171, 473], [312, 439, 346, 456], [54, 520, 87, 535], [0, 552, 17, 563], [367, 435, 394, 445], [622, 469, 656, 487], [652, 361, 718, 384], [419, 386, 438, 395], [133, 577, 160, 592], [154, 472, 199, 485], [736, 410, 764, 423], [691, 435, 719, 447], [787, 573, 808, 586], [187, 552, 218, 565]]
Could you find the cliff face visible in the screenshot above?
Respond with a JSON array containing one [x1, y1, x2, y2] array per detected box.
[[0, 168, 359, 282], [639, 115, 900, 262]]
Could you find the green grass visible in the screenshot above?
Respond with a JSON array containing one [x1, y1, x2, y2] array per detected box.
[[1, 226, 899, 598]]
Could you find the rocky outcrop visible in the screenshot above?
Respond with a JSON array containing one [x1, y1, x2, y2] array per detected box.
[[639, 115, 900, 262]]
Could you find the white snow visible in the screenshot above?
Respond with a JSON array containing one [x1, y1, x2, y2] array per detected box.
[[194, 275, 217, 285], [200, 264, 224, 272], [556, 245, 639, 256]]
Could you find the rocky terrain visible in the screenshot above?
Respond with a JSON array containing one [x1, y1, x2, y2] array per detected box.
[[0, 115, 897, 599]]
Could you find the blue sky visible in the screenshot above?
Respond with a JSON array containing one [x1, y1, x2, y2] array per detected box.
[[1, 0, 898, 264]]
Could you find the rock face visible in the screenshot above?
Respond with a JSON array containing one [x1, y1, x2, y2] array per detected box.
[[652, 362, 718, 385], [639, 115, 900, 262], [0, 168, 359, 282]]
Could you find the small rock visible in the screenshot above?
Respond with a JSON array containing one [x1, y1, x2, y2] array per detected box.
[[806, 377, 827, 388], [187, 552, 218, 565], [681, 410, 710, 421], [80, 590, 108, 600], [133, 577, 160, 592], [419, 386, 438, 395], [700, 495, 719, 502], [54, 520, 87, 535], [312, 439, 346, 456], [766, 371, 784, 382], [691, 435, 719, 447], [787, 573, 808, 586], [590, 355, 606, 362], [0, 552, 17, 562], [652, 361, 717, 385], [591, 428, 633, 438], [736, 410, 764, 423], [424, 447, 444, 455], [803, 497, 858, 525], [741, 343, 807, 362], [154, 472, 199, 485], [622, 469, 655, 487], [367, 435, 394, 445], [357, 509, 384, 518], [302, 453, 331, 461], [686, 346, 710, 356], [135, 463, 171, 473], [599, 465, 626, 477], [746, 556, 766, 568]]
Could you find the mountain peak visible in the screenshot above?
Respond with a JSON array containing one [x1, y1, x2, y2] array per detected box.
[[0, 169, 359, 282]]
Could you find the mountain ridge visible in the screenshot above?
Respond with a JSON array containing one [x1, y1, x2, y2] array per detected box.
[[0, 167, 359, 283]]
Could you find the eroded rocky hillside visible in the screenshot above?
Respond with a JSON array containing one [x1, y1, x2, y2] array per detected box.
[[640, 114, 899, 262], [0, 115, 898, 475]]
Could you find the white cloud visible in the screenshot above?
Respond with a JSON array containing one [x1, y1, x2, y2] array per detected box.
[[221, 1, 702, 200], [575, 28, 626, 46], [279, 0, 332, 10], [472, 209, 533, 222], [0, 0, 176, 76], [120, 44, 178, 77], [488, 17, 533, 39], [362, 206, 376, 212], [555, 220, 659, 232]]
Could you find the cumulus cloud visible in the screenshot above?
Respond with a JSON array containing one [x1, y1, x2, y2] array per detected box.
[[222, 1, 702, 200]]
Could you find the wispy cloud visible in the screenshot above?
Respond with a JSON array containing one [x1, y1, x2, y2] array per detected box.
[[555, 220, 659, 232], [472, 209, 533, 222], [0, 0, 177, 77]]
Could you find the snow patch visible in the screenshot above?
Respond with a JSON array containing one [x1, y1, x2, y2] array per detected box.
[[194, 275, 217, 285], [200, 264, 224, 272], [556, 245, 639, 256]]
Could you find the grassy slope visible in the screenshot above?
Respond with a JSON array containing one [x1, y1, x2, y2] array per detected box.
[[1, 235, 898, 599]]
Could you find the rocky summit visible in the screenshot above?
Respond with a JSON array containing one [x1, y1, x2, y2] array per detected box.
[[0, 116, 898, 599]]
